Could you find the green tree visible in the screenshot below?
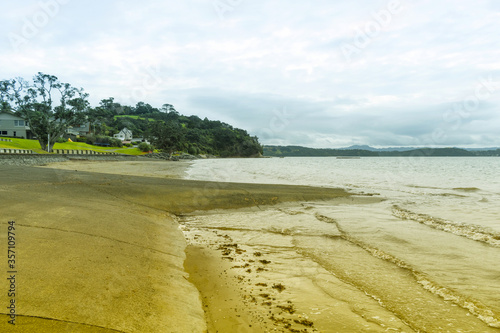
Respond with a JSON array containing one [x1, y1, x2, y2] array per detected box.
[[87, 106, 109, 135], [239, 137, 263, 157], [99, 98, 123, 116], [134, 102, 158, 115], [138, 142, 152, 152], [161, 103, 177, 114], [0, 73, 89, 151], [149, 121, 185, 155]]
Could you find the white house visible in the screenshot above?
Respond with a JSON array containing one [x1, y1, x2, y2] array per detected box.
[[114, 127, 133, 141]]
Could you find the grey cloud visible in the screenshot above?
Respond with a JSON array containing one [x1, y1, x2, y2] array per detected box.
[[1, 0, 499, 148]]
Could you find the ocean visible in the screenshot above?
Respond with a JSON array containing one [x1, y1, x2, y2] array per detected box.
[[185, 157, 500, 332]]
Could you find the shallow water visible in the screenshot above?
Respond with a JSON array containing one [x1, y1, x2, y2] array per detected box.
[[186, 157, 500, 332]]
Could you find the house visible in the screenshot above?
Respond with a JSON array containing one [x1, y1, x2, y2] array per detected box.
[[67, 122, 91, 136], [114, 128, 133, 141], [0, 111, 90, 139], [132, 137, 150, 144], [0, 111, 34, 139]]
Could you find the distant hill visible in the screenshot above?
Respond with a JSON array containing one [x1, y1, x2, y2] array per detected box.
[[264, 145, 500, 157], [339, 145, 500, 152], [339, 145, 377, 151], [465, 147, 500, 151], [340, 145, 417, 152]]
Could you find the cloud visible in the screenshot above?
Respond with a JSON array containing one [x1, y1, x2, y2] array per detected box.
[[1, 0, 499, 148]]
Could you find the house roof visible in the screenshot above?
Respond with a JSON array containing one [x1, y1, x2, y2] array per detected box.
[[0, 110, 23, 118], [0, 111, 25, 121]]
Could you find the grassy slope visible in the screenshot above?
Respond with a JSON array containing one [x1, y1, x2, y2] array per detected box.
[[0, 138, 47, 154], [114, 115, 155, 122], [0, 138, 147, 156]]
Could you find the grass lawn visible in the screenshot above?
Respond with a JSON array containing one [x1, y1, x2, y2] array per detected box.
[[114, 115, 155, 122], [0, 137, 48, 153], [0, 137, 146, 156], [53, 141, 110, 151], [111, 147, 149, 156]]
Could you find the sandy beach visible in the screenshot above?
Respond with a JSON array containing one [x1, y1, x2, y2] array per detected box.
[[0, 159, 354, 332]]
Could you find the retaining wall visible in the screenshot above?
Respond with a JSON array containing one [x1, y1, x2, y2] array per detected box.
[[0, 154, 141, 166], [0, 149, 33, 154], [52, 149, 119, 155]]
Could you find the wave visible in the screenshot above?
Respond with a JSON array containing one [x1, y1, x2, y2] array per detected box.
[[392, 206, 500, 247], [453, 187, 481, 192], [432, 192, 466, 197], [351, 237, 500, 328], [407, 184, 445, 190], [313, 213, 500, 328]]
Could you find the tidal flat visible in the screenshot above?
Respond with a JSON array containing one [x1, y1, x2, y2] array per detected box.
[[0, 160, 349, 332]]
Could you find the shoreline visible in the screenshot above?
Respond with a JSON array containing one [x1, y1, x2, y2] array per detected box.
[[179, 204, 416, 333], [0, 160, 353, 332], [37, 159, 193, 179], [3, 159, 494, 332]]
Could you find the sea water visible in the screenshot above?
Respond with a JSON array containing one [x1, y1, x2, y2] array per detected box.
[[185, 157, 500, 332]]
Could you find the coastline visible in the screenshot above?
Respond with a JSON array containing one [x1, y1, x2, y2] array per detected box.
[[0, 160, 352, 332], [180, 205, 416, 333], [37, 159, 192, 179]]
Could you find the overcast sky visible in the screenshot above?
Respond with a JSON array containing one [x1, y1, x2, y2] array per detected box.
[[1, 0, 499, 148]]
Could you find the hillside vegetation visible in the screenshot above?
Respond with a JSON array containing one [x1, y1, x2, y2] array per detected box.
[[2, 98, 262, 157], [1, 73, 262, 157], [90, 100, 262, 157]]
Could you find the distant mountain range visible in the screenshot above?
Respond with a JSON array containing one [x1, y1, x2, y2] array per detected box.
[[339, 145, 415, 151], [263, 145, 500, 157], [339, 145, 500, 152]]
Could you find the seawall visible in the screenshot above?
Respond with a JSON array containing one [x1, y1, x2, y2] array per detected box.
[[0, 154, 142, 166]]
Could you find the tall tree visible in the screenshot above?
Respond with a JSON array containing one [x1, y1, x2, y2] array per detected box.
[[149, 121, 185, 155], [99, 97, 123, 115], [0, 73, 89, 151], [161, 103, 177, 114], [87, 106, 109, 135]]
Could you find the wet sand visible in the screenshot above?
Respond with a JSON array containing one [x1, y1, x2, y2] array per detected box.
[[0, 160, 350, 332], [37, 159, 191, 179], [180, 206, 419, 333]]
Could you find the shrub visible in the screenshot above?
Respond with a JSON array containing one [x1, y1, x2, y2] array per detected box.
[[85, 135, 96, 145], [109, 138, 123, 148], [56, 137, 67, 143], [95, 135, 110, 145], [188, 145, 199, 155], [138, 142, 151, 152]]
